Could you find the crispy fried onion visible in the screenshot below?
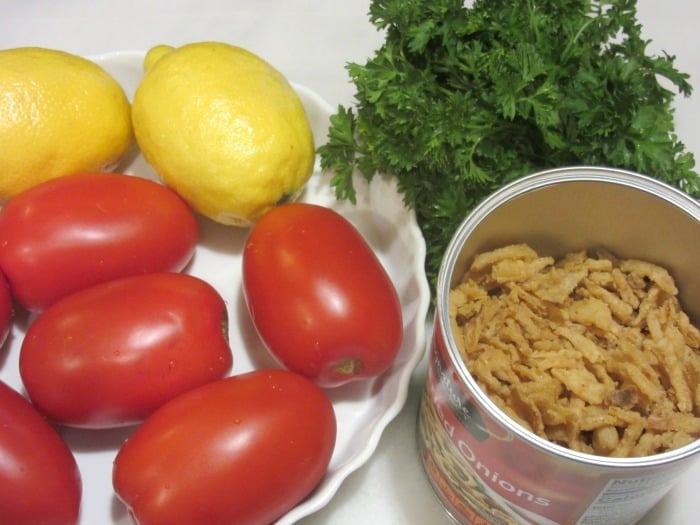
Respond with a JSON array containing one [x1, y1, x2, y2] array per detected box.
[[450, 244, 700, 457]]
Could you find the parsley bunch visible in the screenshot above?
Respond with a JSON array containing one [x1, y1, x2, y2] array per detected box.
[[318, 0, 699, 292]]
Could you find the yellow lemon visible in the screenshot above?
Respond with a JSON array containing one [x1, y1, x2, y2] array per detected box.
[[132, 42, 315, 226], [0, 47, 133, 200]]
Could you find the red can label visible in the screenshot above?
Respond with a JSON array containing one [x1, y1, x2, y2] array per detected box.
[[418, 322, 685, 525]]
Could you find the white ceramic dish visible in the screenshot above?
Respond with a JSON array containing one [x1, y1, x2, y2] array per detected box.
[[0, 51, 431, 524]]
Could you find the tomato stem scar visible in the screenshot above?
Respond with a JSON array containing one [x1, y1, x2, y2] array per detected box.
[[333, 358, 363, 376]]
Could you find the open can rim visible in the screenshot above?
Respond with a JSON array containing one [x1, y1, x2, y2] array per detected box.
[[436, 165, 700, 469]]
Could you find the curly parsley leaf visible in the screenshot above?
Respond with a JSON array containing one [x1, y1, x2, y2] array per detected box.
[[318, 0, 699, 292]]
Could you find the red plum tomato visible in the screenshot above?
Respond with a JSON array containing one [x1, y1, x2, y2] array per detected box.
[[113, 369, 336, 525], [19, 272, 232, 428], [0, 380, 81, 525], [0, 269, 12, 348], [0, 172, 198, 311], [242, 203, 403, 387]]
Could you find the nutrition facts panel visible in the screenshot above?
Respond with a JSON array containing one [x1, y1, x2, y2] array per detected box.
[[577, 471, 679, 525]]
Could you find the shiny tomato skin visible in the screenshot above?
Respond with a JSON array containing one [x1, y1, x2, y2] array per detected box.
[[0, 172, 198, 311], [0, 269, 12, 348], [113, 369, 336, 525], [0, 380, 81, 525], [19, 272, 232, 428], [242, 203, 403, 387]]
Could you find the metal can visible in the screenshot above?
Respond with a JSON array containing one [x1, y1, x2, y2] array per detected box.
[[417, 166, 700, 525]]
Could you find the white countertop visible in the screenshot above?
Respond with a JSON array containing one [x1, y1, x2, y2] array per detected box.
[[1, 1, 699, 524]]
